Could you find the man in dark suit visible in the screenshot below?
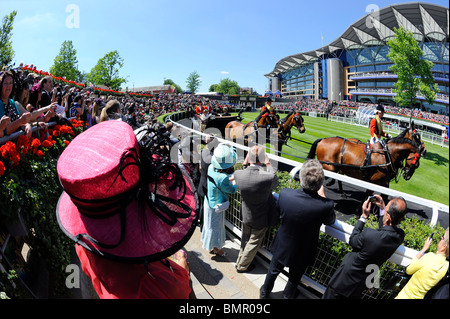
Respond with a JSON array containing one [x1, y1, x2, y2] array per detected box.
[[197, 135, 219, 230], [322, 194, 407, 299], [234, 145, 279, 273], [39, 76, 55, 109], [260, 159, 335, 299]]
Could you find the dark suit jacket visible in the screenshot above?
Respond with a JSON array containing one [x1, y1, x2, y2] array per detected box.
[[234, 165, 279, 230], [270, 188, 335, 268], [327, 217, 405, 298], [39, 90, 52, 109], [198, 148, 214, 198]]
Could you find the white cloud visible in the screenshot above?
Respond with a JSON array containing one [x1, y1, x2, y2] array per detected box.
[[16, 12, 60, 30], [220, 71, 229, 74]]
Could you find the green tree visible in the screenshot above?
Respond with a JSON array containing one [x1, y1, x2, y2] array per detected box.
[[215, 78, 240, 95], [186, 71, 201, 93], [0, 11, 17, 68], [164, 78, 183, 93], [49, 40, 82, 82], [387, 27, 439, 123], [87, 51, 127, 91], [209, 84, 219, 92]]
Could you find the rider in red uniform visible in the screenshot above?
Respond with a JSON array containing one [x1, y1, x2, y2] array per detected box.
[[370, 105, 392, 148], [254, 97, 277, 127]]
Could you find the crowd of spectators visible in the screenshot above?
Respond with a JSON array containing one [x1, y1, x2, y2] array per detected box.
[[0, 66, 239, 142], [273, 99, 449, 125], [1, 65, 449, 300]]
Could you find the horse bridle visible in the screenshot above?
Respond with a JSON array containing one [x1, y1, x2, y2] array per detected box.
[[293, 113, 304, 129], [411, 130, 426, 157]]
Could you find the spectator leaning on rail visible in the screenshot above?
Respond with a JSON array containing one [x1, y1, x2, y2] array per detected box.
[[395, 228, 449, 299], [201, 143, 237, 257], [38, 75, 57, 109], [234, 145, 279, 274], [260, 159, 335, 299], [0, 71, 32, 138], [322, 194, 407, 299]]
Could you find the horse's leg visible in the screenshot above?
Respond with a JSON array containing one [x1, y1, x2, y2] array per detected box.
[[322, 163, 338, 187], [337, 180, 347, 198]]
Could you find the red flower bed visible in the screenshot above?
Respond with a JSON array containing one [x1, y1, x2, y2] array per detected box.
[[0, 121, 84, 176]]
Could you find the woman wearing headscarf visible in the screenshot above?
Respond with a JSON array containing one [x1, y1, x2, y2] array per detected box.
[[201, 143, 237, 257]]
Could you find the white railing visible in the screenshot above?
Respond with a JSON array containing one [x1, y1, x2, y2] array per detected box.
[[167, 112, 449, 271]]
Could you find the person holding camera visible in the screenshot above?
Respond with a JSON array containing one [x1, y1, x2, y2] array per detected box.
[[260, 159, 335, 299], [234, 145, 279, 273], [323, 194, 407, 299], [395, 228, 449, 299], [70, 95, 85, 118]]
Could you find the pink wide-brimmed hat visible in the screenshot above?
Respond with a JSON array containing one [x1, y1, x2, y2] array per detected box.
[[56, 120, 198, 263]]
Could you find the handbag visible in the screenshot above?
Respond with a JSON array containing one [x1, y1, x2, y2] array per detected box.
[[383, 270, 411, 293], [214, 200, 230, 213]]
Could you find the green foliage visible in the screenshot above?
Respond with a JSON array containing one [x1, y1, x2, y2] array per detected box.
[[0, 11, 17, 68], [209, 84, 219, 92], [387, 27, 439, 110], [87, 50, 127, 91], [268, 168, 446, 298], [211, 78, 240, 95], [49, 40, 83, 83], [186, 71, 201, 93], [274, 170, 301, 193], [1, 122, 86, 297], [164, 78, 183, 93]]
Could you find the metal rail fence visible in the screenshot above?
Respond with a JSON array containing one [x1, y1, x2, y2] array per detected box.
[[167, 111, 449, 299]]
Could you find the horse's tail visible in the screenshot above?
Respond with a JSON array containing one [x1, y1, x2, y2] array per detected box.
[[307, 138, 323, 159]]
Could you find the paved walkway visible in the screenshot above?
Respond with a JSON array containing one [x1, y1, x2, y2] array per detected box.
[[64, 226, 319, 300], [184, 227, 319, 300]]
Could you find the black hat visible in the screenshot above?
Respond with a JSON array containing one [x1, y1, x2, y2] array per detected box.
[[266, 97, 273, 103], [376, 105, 385, 113]]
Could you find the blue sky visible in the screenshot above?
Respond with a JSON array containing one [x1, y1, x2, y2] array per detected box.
[[2, 0, 448, 94]]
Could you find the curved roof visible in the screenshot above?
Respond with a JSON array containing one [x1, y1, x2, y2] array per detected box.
[[265, 2, 449, 78]]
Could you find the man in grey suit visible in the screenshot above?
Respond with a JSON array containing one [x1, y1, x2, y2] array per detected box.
[[234, 145, 279, 273]]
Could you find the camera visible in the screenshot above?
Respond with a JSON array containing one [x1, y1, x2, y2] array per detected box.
[[368, 196, 376, 203]]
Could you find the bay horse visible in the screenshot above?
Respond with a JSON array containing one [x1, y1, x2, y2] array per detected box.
[[275, 110, 306, 156], [307, 126, 424, 188], [225, 111, 278, 145]]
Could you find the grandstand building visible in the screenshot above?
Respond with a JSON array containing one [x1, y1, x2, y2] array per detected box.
[[265, 2, 449, 115]]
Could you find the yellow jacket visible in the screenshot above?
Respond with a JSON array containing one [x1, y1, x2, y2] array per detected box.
[[395, 253, 449, 299]]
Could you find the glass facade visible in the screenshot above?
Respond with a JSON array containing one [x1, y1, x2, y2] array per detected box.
[[280, 64, 315, 97], [268, 3, 449, 115]]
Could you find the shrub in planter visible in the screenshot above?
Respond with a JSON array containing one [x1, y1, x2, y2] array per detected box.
[[0, 120, 86, 298]]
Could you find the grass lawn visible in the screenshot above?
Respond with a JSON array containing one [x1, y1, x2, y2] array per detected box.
[[235, 112, 449, 206]]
